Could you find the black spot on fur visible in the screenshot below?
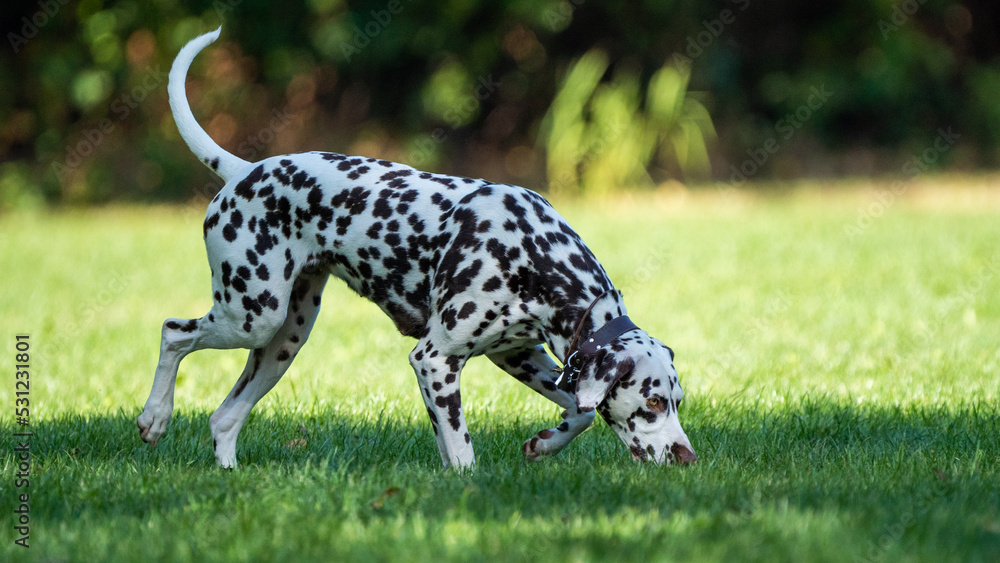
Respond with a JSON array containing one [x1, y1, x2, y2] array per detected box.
[[284, 249, 295, 281], [231, 276, 247, 293], [335, 216, 352, 236], [434, 391, 463, 431], [482, 276, 502, 292], [203, 213, 220, 237], [234, 165, 264, 200], [373, 198, 393, 219], [220, 261, 233, 287], [457, 301, 477, 320]]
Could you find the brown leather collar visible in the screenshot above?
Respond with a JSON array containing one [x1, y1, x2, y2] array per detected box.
[[564, 288, 618, 360], [556, 289, 639, 390]]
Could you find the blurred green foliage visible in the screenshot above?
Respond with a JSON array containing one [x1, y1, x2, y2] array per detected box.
[[1, 0, 999, 208], [541, 50, 715, 194]]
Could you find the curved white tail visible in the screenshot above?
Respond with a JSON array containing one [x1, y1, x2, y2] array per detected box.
[[168, 27, 251, 182]]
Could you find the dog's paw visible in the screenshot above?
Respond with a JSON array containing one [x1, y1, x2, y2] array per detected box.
[[215, 453, 238, 469], [522, 437, 544, 461], [137, 409, 171, 448], [522, 428, 558, 461], [213, 436, 239, 468]]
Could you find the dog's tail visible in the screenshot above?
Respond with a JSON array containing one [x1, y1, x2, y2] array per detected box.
[[168, 26, 251, 182]]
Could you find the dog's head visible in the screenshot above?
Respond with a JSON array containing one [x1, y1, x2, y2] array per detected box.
[[574, 331, 696, 464]]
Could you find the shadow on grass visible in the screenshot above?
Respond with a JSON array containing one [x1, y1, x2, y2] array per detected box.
[[19, 400, 1000, 466], [5, 399, 999, 560], [18, 398, 1000, 493]]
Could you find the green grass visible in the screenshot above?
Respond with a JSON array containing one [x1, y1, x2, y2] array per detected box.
[[2, 182, 999, 561]]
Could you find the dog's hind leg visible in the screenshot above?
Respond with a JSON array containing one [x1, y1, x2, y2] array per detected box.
[[488, 344, 595, 460], [138, 237, 309, 450], [137, 299, 291, 449], [137, 296, 285, 445], [208, 271, 328, 467], [137, 316, 208, 448]]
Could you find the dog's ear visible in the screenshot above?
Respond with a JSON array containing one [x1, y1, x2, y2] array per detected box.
[[575, 351, 634, 411]]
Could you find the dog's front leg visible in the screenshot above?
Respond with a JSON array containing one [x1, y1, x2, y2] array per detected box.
[[409, 341, 475, 469], [488, 345, 595, 460]]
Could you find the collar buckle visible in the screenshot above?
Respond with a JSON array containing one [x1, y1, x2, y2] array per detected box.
[[557, 315, 639, 391], [554, 351, 582, 389]]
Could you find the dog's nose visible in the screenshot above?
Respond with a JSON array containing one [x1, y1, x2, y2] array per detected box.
[[670, 443, 697, 464]]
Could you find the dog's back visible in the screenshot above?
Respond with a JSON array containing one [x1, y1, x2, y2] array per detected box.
[[203, 150, 609, 343]]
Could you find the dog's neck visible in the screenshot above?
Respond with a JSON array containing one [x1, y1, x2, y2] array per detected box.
[[550, 290, 629, 363]]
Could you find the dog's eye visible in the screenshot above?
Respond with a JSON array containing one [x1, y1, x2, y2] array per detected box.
[[646, 396, 667, 412]]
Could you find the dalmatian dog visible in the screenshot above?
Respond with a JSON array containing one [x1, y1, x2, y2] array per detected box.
[[137, 27, 697, 469]]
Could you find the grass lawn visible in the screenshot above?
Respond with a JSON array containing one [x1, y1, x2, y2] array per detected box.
[[2, 178, 999, 561]]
